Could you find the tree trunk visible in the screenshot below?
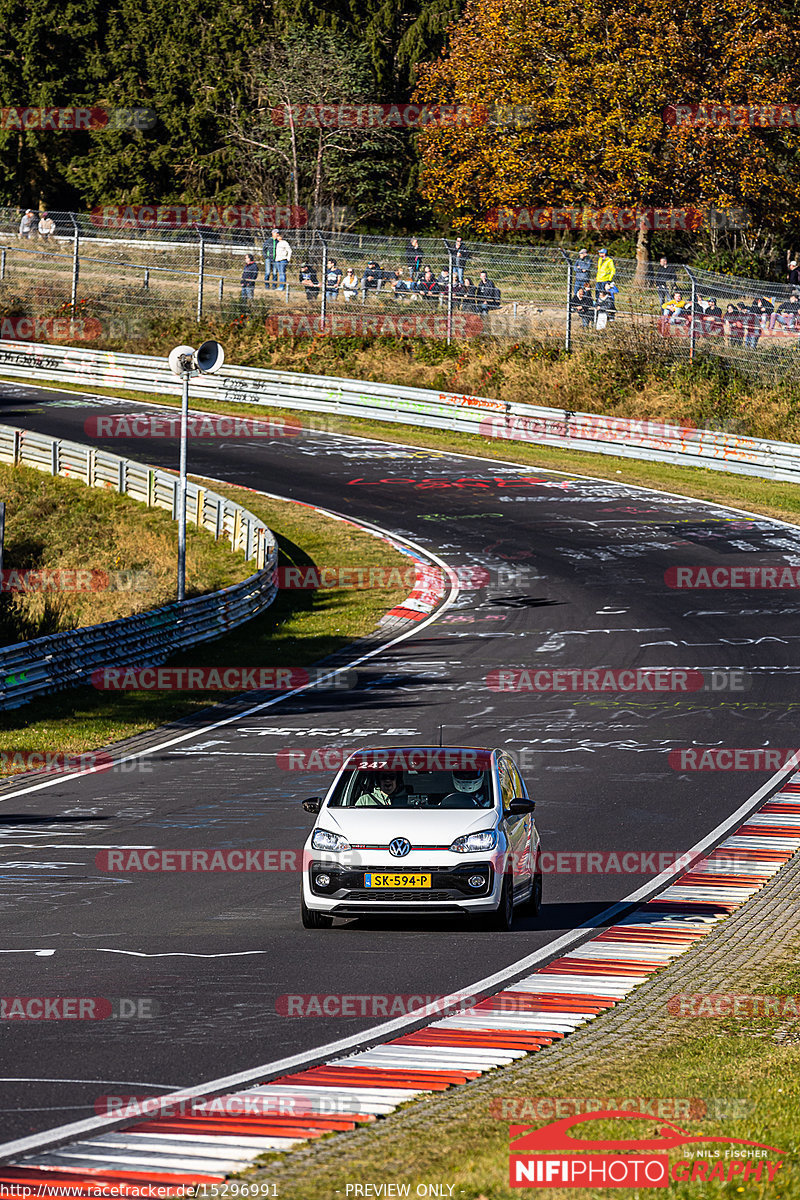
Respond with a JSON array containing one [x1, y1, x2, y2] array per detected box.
[[633, 217, 651, 289]]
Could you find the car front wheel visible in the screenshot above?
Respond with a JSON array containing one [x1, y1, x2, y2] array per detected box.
[[486, 871, 514, 931]]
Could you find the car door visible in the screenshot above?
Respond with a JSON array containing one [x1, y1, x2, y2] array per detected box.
[[499, 757, 532, 899]]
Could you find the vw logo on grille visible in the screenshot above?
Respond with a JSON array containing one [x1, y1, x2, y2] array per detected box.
[[388, 837, 411, 858]]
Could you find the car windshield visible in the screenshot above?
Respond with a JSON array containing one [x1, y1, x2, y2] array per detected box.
[[328, 768, 494, 809]]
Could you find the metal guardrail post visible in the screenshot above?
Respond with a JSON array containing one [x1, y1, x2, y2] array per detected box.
[[69, 215, 80, 313], [196, 230, 205, 323], [443, 241, 454, 346], [559, 249, 573, 354], [686, 267, 697, 362], [317, 232, 328, 331]]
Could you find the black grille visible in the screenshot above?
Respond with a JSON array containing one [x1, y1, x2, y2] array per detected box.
[[343, 889, 452, 902]]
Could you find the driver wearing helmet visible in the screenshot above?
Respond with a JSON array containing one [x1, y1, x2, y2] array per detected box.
[[446, 768, 492, 807], [355, 771, 409, 807]]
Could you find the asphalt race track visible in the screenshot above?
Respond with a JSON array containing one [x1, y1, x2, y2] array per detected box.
[[0, 378, 798, 1145]]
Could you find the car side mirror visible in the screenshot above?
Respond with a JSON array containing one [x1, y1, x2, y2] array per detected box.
[[302, 797, 322, 814], [507, 797, 535, 815]]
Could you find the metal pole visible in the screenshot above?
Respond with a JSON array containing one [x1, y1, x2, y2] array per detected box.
[[687, 267, 697, 361], [177, 371, 189, 601], [144, 267, 150, 289], [559, 249, 573, 353], [69, 214, 79, 313], [196, 231, 205, 323], [319, 234, 328, 331], [218, 277, 224, 303], [0, 501, 5, 579], [0, 248, 5, 281], [442, 240, 453, 345]]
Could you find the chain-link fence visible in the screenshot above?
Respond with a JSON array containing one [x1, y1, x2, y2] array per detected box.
[[2, 207, 799, 381]]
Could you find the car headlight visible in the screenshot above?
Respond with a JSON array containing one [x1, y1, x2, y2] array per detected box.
[[449, 830, 498, 853], [311, 828, 351, 852]]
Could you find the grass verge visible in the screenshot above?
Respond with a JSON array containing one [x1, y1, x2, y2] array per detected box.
[[0, 480, 411, 773]]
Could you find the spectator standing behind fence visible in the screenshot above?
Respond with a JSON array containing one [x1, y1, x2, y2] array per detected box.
[[573, 248, 591, 293], [326, 259, 342, 302], [452, 236, 470, 285], [38, 212, 55, 240], [594, 248, 616, 300], [571, 286, 594, 329], [240, 253, 258, 305], [274, 232, 292, 290], [19, 209, 35, 238], [342, 267, 359, 302], [476, 269, 501, 315], [263, 228, 279, 289], [655, 257, 678, 308], [788, 260, 800, 288], [406, 236, 423, 281], [299, 261, 319, 302]]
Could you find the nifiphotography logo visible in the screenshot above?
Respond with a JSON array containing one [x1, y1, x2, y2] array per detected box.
[[508, 1111, 785, 1188]]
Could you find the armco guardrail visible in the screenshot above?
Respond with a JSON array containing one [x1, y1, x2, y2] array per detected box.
[[0, 421, 278, 710], [0, 339, 798, 483]]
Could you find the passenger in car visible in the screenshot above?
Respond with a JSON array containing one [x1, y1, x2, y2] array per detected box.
[[355, 771, 410, 806]]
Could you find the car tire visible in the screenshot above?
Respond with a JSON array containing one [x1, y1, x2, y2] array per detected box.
[[522, 862, 543, 917], [487, 871, 514, 931], [301, 895, 333, 929]]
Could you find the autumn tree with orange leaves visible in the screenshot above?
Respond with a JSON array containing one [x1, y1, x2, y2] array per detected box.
[[413, 0, 800, 274]]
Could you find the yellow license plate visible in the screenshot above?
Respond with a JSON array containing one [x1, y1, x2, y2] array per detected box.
[[365, 873, 431, 888]]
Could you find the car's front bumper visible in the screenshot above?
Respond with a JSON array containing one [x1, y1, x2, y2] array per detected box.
[[303, 857, 503, 914]]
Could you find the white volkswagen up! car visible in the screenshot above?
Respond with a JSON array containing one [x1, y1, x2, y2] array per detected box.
[[300, 746, 541, 929]]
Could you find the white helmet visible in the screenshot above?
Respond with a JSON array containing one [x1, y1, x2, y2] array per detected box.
[[452, 770, 483, 793]]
